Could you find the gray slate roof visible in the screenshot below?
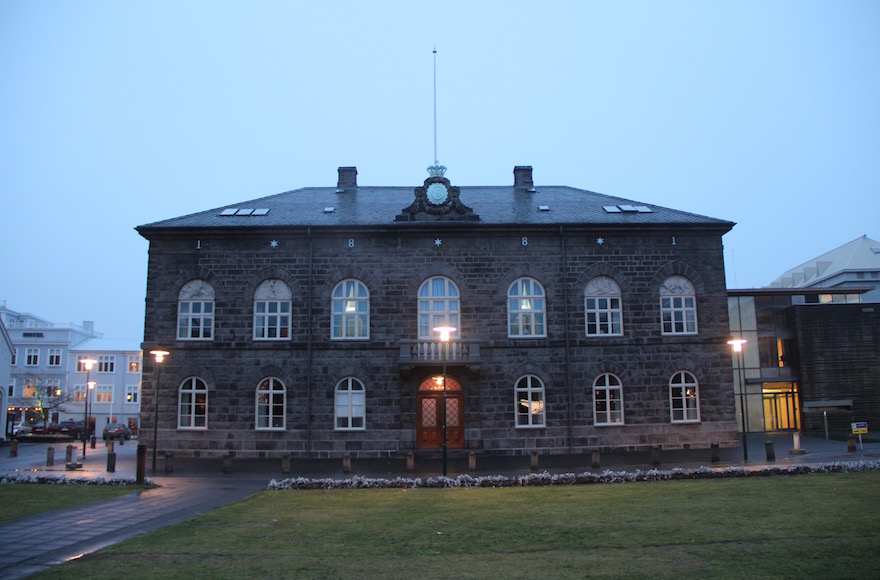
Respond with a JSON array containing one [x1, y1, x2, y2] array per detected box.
[[137, 183, 733, 233]]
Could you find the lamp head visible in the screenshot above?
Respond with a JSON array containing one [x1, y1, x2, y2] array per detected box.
[[727, 338, 747, 353], [150, 350, 170, 364], [82, 358, 97, 371], [433, 326, 457, 342]]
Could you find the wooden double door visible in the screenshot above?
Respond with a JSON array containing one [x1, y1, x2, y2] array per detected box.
[[417, 375, 464, 449]]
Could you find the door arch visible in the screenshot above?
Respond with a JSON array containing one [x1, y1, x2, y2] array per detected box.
[[417, 375, 464, 449]]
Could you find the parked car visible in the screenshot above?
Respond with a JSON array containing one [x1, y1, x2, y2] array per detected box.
[[58, 420, 83, 440], [12, 422, 30, 437], [102, 423, 131, 441], [31, 422, 60, 435]]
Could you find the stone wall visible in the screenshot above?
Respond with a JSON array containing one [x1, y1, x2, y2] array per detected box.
[[141, 224, 738, 459]]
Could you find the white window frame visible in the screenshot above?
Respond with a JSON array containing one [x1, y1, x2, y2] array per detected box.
[[178, 377, 208, 429], [73, 384, 86, 403], [593, 373, 624, 425], [177, 280, 216, 340], [126, 384, 139, 404], [660, 276, 698, 335], [515, 374, 546, 428], [11, 348, 16, 366], [48, 348, 63, 367], [95, 384, 113, 403], [418, 276, 460, 340], [255, 377, 286, 430], [24, 378, 37, 398], [335, 377, 366, 431], [128, 355, 141, 373], [585, 277, 623, 336], [25, 348, 39, 366], [670, 371, 701, 423], [508, 277, 546, 338], [253, 279, 292, 340], [331, 279, 370, 340], [98, 355, 115, 373], [46, 379, 61, 397]]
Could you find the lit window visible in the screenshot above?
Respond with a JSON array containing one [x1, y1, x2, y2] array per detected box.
[[254, 279, 292, 340], [128, 355, 141, 373], [331, 279, 370, 340], [418, 276, 460, 339], [177, 280, 216, 340], [515, 375, 545, 427], [585, 277, 623, 336], [256, 377, 286, 430], [24, 379, 37, 398], [126, 384, 139, 404], [660, 276, 698, 335], [178, 377, 208, 429], [95, 385, 113, 403], [335, 377, 366, 430], [593, 373, 624, 425], [508, 278, 546, 337], [670, 371, 700, 423]]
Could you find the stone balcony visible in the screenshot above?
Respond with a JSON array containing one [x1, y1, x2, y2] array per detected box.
[[398, 339, 481, 377]]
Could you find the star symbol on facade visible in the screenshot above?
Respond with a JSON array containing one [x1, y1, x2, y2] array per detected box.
[[434, 238, 442, 247], [597, 237, 605, 245], [270, 240, 278, 248]]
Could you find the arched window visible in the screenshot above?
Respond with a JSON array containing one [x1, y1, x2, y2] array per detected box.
[[660, 276, 697, 335], [585, 277, 623, 336], [254, 279, 292, 340], [593, 373, 624, 425], [331, 279, 369, 339], [335, 377, 365, 430], [177, 280, 215, 340], [256, 378, 285, 430], [508, 278, 546, 337], [418, 277, 460, 339], [178, 377, 208, 429], [669, 371, 700, 423], [515, 375, 545, 428]]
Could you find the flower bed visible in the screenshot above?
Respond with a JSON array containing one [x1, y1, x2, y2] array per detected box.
[[267, 460, 880, 490], [0, 473, 152, 486]]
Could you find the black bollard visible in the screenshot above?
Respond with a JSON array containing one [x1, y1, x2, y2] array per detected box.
[[651, 445, 661, 466], [165, 452, 174, 473], [136, 443, 146, 484], [765, 440, 776, 462], [107, 452, 116, 473], [711, 442, 720, 463]]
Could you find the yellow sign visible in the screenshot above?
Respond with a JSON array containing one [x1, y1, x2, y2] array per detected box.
[[851, 422, 868, 435]]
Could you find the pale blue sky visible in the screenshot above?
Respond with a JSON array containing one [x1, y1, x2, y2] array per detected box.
[[2, 1, 878, 340]]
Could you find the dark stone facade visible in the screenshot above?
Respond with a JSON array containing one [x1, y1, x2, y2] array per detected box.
[[139, 170, 738, 459]]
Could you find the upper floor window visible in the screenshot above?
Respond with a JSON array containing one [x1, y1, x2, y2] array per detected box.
[[331, 279, 369, 340], [24, 379, 37, 398], [177, 280, 215, 340], [593, 373, 624, 425], [126, 384, 139, 404], [256, 377, 286, 430], [508, 278, 546, 337], [95, 385, 113, 403], [76, 355, 94, 373], [25, 348, 39, 366], [179, 377, 208, 429], [11, 348, 16, 366], [48, 348, 63, 367], [515, 374, 546, 428], [418, 276, 460, 339], [98, 355, 115, 373], [128, 355, 141, 373], [670, 371, 700, 423], [660, 276, 698, 335], [585, 277, 623, 336], [254, 279, 291, 340], [335, 377, 366, 430]]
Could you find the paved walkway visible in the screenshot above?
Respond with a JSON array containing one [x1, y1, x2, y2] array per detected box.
[[0, 433, 877, 578]]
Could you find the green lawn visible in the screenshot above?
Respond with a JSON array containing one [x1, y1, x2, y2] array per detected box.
[[34, 472, 880, 579], [0, 484, 142, 523]]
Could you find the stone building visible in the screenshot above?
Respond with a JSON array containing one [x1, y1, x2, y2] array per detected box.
[[137, 165, 738, 460]]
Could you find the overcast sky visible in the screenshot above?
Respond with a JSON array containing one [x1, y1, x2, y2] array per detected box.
[[2, 1, 878, 340]]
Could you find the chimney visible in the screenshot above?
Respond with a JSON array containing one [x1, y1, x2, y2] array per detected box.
[[82, 321, 95, 335], [337, 166, 358, 190], [513, 166, 533, 189]]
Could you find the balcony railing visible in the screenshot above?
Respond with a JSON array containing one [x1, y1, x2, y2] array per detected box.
[[398, 339, 481, 376]]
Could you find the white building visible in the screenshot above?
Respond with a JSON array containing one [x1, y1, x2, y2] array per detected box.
[[1, 301, 142, 437], [0, 319, 13, 440]]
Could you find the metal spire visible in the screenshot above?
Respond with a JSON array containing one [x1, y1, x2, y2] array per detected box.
[[428, 47, 446, 177]]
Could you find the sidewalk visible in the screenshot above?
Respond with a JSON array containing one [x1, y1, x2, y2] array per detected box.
[[0, 433, 878, 579]]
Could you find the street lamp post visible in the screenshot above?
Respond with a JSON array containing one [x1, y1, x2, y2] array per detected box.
[[81, 358, 97, 458], [728, 338, 748, 462], [150, 350, 169, 474], [433, 326, 456, 477]]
